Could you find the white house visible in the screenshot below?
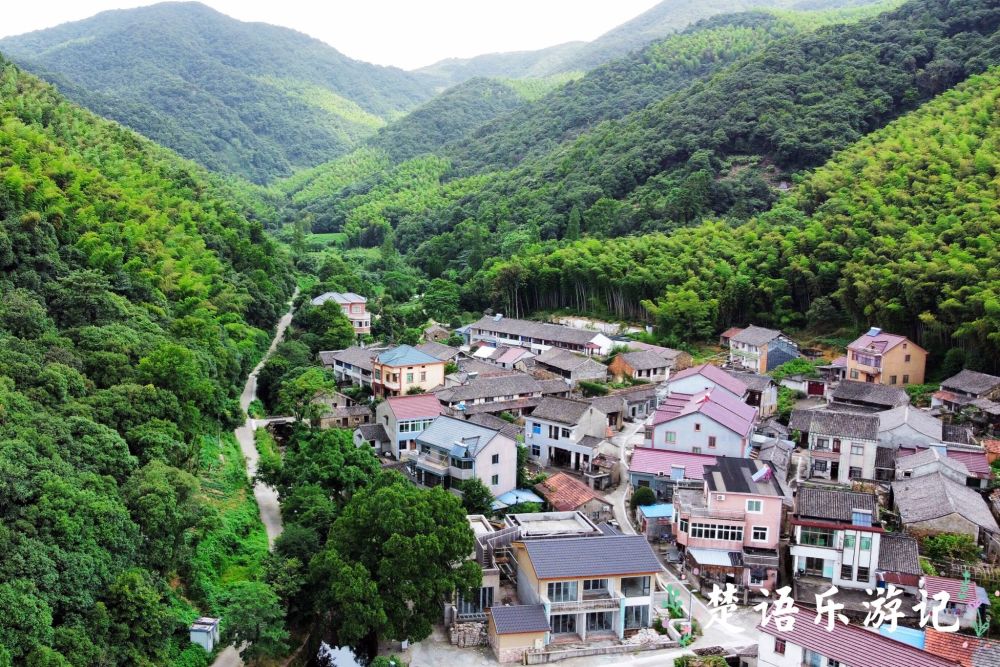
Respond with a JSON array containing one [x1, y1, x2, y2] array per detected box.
[[645, 388, 757, 458], [525, 397, 607, 470]]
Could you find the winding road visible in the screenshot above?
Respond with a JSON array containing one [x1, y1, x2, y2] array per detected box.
[[213, 288, 298, 667]]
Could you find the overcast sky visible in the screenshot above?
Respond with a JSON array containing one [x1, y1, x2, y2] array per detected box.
[[0, 0, 663, 70]]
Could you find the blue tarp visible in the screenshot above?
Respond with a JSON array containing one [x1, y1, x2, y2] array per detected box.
[[638, 503, 674, 519], [878, 625, 925, 649], [492, 489, 545, 510]]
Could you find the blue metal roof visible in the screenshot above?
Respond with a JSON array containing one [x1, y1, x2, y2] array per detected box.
[[878, 625, 925, 649], [638, 503, 674, 519], [493, 489, 545, 509], [377, 344, 440, 366]]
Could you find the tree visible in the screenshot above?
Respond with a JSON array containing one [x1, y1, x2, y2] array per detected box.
[[277, 367, 335, 422], [102, 569, 172, 665], [0, 581, 53, 659], [123, 461, 201, 571], [219, 581, 289, 663], [920, 534, 981, 563], [630, 486, 656, 510], [423, 279, 460, 322], [309, 549, 387, 647], [516, 444, 530, 488], [460, 478, 494, 515], [293, 302, 357, 354]]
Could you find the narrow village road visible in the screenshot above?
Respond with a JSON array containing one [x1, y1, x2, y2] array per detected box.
[[213, 287, 298, 667]]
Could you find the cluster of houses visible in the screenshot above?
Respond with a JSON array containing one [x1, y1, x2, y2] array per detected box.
[[304, 299, 1000, 664]]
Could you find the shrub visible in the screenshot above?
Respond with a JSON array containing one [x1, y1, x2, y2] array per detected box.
[[630, 486, 656, 510]]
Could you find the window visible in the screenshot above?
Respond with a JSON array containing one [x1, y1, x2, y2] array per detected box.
[[860, 536, 872, 551], [547, 581, 578, 603], [548, 425, 560, 439], [420, 371, 427, 382], [690, 523, 744, 542], [803, 556, 826, 575], [746, 499, 763, 513], [550, 614, 576, 634], [457, 586, 494, 616], [840, 564, 853, 580], [491, 454, 500, 464], [856, 566, 870, 580], [850, 369, 859, 379], [752, 526, 768, 542], [849, 467, 863, 480], [829, 661, 841, 667], [890, 375, 897, 385], [375, 369, 382, 381], [586, 612, 613, 632], [624, 605, 649, 630], [530, 444, 540, 457], [813, 460, 828, 472], [679, 518, 689, 533], [903, 374, 910, 384], [583, 579, 609, 593], [799, 527, 835, 547], [406, 372, 414, 383], [843, 534, 856, 549], [532, 422, 541, 434], [694, 423, 702, 432], [665, 431, 677, 443], [561, 428, 571, 438], [708, 436, 717, 448], [832, 438, 841, 452], [750, 571, 765, 585], [692, 447, 702, 454], [620, 576, 650, 597], [491, 474, 499, 485], [451, 458, 474, 469], [774, 638, 786, 655], [815, 437, 830, 451], [851, 444, 864, 455], [905, 354, 911, 363]]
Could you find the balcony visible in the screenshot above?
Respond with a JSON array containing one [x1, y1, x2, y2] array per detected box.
[[416, 452, 449, 472], [686, 506, 745, 521], [549, 592, 622, 613]]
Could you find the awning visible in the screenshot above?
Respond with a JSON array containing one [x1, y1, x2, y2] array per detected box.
[[687, 547, 740, 567]]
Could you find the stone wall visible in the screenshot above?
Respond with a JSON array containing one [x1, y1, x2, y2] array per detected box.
[[450, 622, 487, 648]]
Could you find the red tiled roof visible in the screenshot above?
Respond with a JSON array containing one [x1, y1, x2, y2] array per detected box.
[[848, 330, 912, 354], [983, 439, 1000, 455], [720, 327, 744, 339], [925, 629, 1000, 667], [669, 363, 748, 397], [629, 448, 717, 480], [758, 608, 958, 667], [896, 446, 992, 477], [534, 472, 607, 512], [922, 576, 975, 603], [386, 393, 443, 419]]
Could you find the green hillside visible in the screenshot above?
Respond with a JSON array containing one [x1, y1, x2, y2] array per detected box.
[[0, 1, 435, 183], [477, 67, 1000, 370], [0, 54, 293, 664]]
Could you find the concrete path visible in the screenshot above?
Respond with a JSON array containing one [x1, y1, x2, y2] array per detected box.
[[213, 288, 299, 667]]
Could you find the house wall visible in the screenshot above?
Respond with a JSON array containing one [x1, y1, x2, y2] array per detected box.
[[677, 492, 782, 551], [906, 513, 980, 540], [477, 434, 518, 497], [790, 525, 880, 590], [807, 432, 878, 482], [878, 423, 939, 448], [898, 460, 967, 486], [649, 413, 747, 458], [765, 339, 799, 373], [881, 344, 926, 386], [373, 360, 446, 396], [758, 385, 779, 418], [730, 341, 767, 374], [490, 628, 547, 664], [664, 376, 742, 403], [757, 633, 805, 667], [576, 498, 613, 524], [525, 409, 606, 466]]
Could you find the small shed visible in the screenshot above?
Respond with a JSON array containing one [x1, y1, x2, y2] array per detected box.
[[190, 617, 220, 652], [637, 503, 674, 540], [487, 604, 549, 664]]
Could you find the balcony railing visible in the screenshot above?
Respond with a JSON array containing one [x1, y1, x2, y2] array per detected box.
[[416, 453, 449, 472], [549, 593, 622, 613], [685, 507, 745, 521]]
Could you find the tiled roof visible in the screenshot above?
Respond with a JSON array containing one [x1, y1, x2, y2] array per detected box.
[[787, 408, 818, 433], [521, 535, 662, 579], [806, 408, 879, 440], [320, 345, 374, 370], [534, 347, 608, 374], [470, 315, 602, 346], [377, 344, 441, 367], [941, 369, 1000, 396], [847, 329, 911, 354], [489, 604, 549, 635], [922, 576, 974, 602], [731, 325, 784, 347], [943, 424, 974, 445], [796, 487, 877, 522], [386, 393, 443, 420], [417, 415, 504, 457], [530, 397, 598, 425], [832, 380, 910, 408], [669, 363, 748, 397], [878, 534, 921, 575], [925, 628, 1000, 667], [757, 608, 957, 667], [624, 341, 688, 362], [724, 369, 774, 392], [875, 445, 897, 469], [618, 350, 670, 371], [536, 378, 572, 395], [879, 405, 944, 440], [311, 291, 366, 306], [435, 373, 541, 403], [896, 448, 969, 477], [587, 395, 627, 415], [355, 424, 389, 442], [534, 472, 607, 512], [466, 413, 520, 439], [985, 439, 1000, 455], [629, 447, 717, 480], [651, 388, 757, 437], [415, 341, 459, 361], [720, 327, 745, 339], [704, 458, 783, 496], [893, 473, 999, 532], [897, 445, 992, 477], [459, 397, 542, 415]]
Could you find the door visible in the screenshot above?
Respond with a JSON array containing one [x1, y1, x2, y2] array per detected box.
[[830, 461, 840, 480]]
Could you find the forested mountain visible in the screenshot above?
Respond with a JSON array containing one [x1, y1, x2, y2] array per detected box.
[[414, 0, 887, 86], [0, 1, 435, 183], [0, 54, 293, 664], [477, 67, 1000, 371]]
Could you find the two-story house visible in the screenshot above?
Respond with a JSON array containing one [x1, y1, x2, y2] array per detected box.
[[932, 368, 1000, 431], [725, 370, 779, 418], [673, 458, 784, 593], [435, 373, 544, 418], [532, 347, 608, 385], [728, 325, 799, 374], [311, 291, 371, 337], [608, 350, 673, 383], [371, 345, 446, 397], [645, 388, 757, 458], [846, 327, 927, 385], [319, 345, 376, 387], [374, 393, 443, 459], [525, 397, 607, 470], [468, 314, 614, 356], [660, 363, 748, 403], [513, 535, 663, 643], [790, 487, 881, 591], [802, 409, 880, 483], [413, 415, 517, 497], [830, 380, 910, 411]]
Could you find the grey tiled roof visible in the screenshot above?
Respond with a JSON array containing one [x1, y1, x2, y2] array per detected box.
[[471, 315, 601, 346], [522, 535, 662, 579], [417, 415, 503, 457], [534, 347, 608, 374], [536, 378, 572, 395], [319, 345, 375, 371], [943, 423, 973, 444], [619, 350, 670, 371], [807, 409, 880, 440], [796, 487, 877, 522], [530, 397, 600, 425], [875, 446, 897, 469], [731, 325, 784, 347], [788, 409, 817, 433], [489, 604, 549, 635], [878, 534, 922, 575], [466, 413, 521, 439], [724, 370, 774, 392], [832, 380, 909, 408], [355, 424, 389, 442], [941, 369, 1000, 396], [893, 473, 999, 532], [435, 373, 541, 403], [587, 395, 627, 415], [878, 405, 943, 440], [415, 341, 459, 361], [896, 448, 969, 477]]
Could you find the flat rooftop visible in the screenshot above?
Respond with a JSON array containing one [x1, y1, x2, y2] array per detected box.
[[503, 510, 599, 537], [467, 514, 495, 539]]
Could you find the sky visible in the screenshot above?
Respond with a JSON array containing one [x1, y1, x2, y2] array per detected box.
[[0, 0, 663, 70]]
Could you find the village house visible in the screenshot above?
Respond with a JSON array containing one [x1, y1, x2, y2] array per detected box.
[[728, 325, 800, 374], [423, 323, 451, 342], [925, 627, 1000, 667], [846, 327, 927, 386], [778, 372, 829, 399], [413, 415, 517, 497], [800, 409, 881, 483], [628, 447, 717, 503], [616, 383, 658, 421], [645, 386, 757, 458], [472, 344, 536, 370], [830, 379, 910, 411], [316, 404, 371, 429], [661, 362, 748, 403], [896, 448, 972, 486], [374, 393, 443, 459], [525, 397, 607, 470], [512, 535, 664, 644], [371, 345, 446, 397], [311, 291, 371, 337], [789, 487, 882, 592], [534, 472, 613, 523], [444, 357, 512, 386], [531, 347, 608, 385], [352, 423, 390, 453], [672, 458, 784, 593], [877, 533, 923, 593], [920, 576, 991, 631], [725, 370, 779, 418], [892, 472, 999, 544], [319, 345, 376, 386], [751, 436, 795, 482], [625, 341, 693, 371], [894, 443, 992, 489], [608, 350, 673, 383], [587, 394, 627, 431], [756, 607, 957, 667], [435, 373, 545, 418], [878, 404, 970, 447], [486, 605, 550, 664], [933, 368, 1000, 432], [468, 314, 614, 356], [415, 340, 461, 363]]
